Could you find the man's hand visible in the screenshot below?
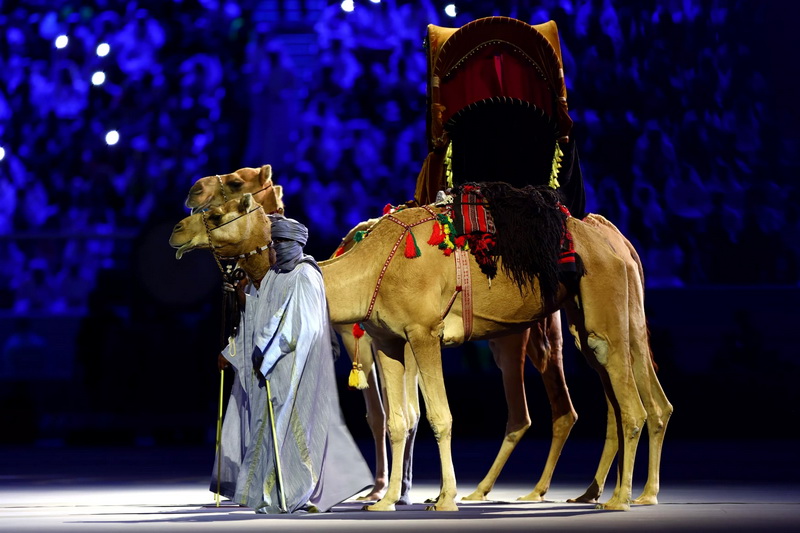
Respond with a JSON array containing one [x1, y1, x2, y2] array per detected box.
[[218, 353, 230, 372]]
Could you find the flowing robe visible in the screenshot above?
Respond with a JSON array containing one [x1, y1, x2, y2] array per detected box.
[[211, 261, 371, 513]]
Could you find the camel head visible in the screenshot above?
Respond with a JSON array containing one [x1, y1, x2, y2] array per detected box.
[[170, 193, 272, 261], [184, 164, 284, 215]]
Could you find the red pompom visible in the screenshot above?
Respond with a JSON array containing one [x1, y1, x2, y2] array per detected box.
[[353, 322, 365, 339], [405, 231, 421, 258], [428, 222, 444, 246], [383, 203, 394, 215]]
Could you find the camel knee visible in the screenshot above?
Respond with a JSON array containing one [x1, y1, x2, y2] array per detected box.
[[426, 413, 453, 442], [586, 334, 609, 365]]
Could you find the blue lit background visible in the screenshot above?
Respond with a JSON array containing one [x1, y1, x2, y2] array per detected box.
[[0, 1, 798, 449]]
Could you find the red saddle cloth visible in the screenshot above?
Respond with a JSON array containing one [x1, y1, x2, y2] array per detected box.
[[452, 184, 498, 278]]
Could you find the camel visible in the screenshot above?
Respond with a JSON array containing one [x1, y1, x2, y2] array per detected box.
[[182, 169, 671, 506], [169, 193, 655, 512], [186, 171, 577, 504], [184, 164, 284, 215]]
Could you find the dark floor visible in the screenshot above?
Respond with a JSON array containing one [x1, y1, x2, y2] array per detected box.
[[1, 439, 799, 532]]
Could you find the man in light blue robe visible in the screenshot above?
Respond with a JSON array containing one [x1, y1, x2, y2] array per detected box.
[[211, 215, 372, 513]]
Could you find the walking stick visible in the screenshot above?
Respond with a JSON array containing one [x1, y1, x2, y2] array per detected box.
[[265, 379, 287, 512], [214, 367, 225, 507]]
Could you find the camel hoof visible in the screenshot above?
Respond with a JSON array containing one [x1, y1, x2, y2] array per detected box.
[[632, 495, 658, 505], [517, 492, 545, 502], [425, 502, 459, 511], [461, 491, 488, 502], [363, 502, 396, 512], [595, 501, 630, 511]]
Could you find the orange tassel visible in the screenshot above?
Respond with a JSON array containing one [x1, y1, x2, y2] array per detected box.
[[428, 221, 444, 245], [404, 231, 421, 258], [334, 245, 345, 257]]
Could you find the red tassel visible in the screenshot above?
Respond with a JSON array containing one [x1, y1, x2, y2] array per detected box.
[[405, 231, 421, 258], [427, 221, 444, 245], [334, 245, 345, 257], [455, 235, 467, 249], [383, 203, 394, 215], [353, 322, 365, 339]]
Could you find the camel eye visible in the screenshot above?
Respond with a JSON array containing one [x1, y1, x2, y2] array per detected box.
[[229, 180, 243, 190], [208, 213, 222, 224]]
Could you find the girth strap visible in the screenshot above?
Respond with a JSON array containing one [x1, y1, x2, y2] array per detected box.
[[441, 248, 473, 341]]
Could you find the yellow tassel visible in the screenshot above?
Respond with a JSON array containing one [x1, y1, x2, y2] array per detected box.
[[349, 362, 368, 390], [549, 142, 564, 189], [348, 327, 369, 390]]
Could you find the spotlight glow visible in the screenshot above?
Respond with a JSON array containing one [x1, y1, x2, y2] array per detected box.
[[91, 71, 106, 86], [340, 0, 354, 12], [0, 146, 5, 161], [55, 35, 69, 48], [445, 4, 457, 17], [96, 42, 110, 57], [369, 0, 381, 3], [105, 130, 120, 145]]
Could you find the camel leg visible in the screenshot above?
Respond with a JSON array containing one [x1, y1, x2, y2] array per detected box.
[[627, 271, 673, 505], [518, 311, 579, 501], [363, 339, 412, 511], [356, 356, 389, 501], [339, 329, 390, 502], [564, 263, 647, 511], [567, 394, 617, 503], [406, 325, 458, 511], [397, 343, 420, 505], [462, 330, 531, 501]]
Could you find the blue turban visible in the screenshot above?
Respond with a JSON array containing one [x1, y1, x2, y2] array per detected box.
[[268, 215, 317, 272]]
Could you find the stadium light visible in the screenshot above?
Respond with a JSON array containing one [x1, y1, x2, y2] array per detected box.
[[105, 130, 120, 145]]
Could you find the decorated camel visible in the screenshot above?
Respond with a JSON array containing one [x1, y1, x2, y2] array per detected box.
[[183, 169, 671, 506], [186, 169, 577, 504], [170, 191, 662, 512]]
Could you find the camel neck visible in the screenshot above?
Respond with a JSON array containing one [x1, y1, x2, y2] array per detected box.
[[239, 255, 271, 286]]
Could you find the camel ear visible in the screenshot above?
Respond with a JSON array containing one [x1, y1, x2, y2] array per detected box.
[[241, 193, 255, 212], [259, 164, 272, 186], [272, 185, 285, 214]]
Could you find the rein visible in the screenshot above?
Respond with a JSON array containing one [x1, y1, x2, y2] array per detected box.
[[362, 206, 438, 323], [202, 204, 271, 352]]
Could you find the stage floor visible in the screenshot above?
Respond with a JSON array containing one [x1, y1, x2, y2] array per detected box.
[[1, 441, 799, 532]]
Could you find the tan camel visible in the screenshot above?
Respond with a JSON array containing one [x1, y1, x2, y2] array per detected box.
[[184, 164, 284, 215], [182, 170, 671, 506], [169, 194, 651, 512], [186, 171, 576, 504]]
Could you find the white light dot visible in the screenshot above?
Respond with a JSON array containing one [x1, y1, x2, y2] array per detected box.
[[55, 35, 69, 48], [91, 71, 106, 86], [96, 42, 110, 57], [445, 4, 457, 17], [0, 147, 5, 161], [369, 0, 380, 3], [340, 0, 354, 12], [105, 130, 120, 145]]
